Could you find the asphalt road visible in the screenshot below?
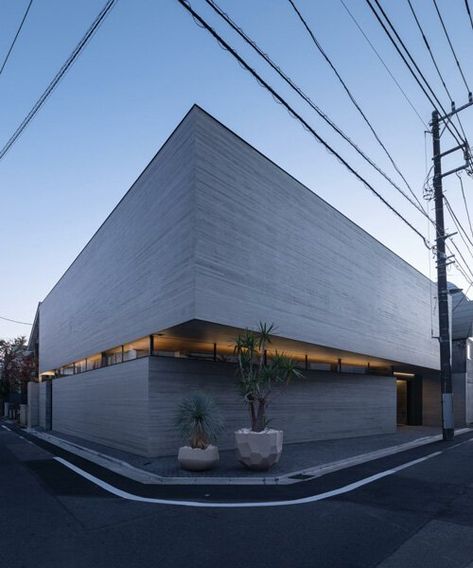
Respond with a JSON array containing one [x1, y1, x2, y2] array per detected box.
[[2, 425, 473, 568]]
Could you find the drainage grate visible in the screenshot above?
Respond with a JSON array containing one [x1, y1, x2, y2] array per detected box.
[[287, 473, 315, 480]]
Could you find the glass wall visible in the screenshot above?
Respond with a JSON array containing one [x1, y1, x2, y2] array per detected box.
[[123, 337, 150, 361], [48, 332, 391, 378]]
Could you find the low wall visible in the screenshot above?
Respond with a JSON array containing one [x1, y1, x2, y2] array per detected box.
[[52, 358, 149, 455], [38, 382, 51, 429], [148, 358, 396, 456], [27, 382, 39, 428], [47, 356, 396, 457]]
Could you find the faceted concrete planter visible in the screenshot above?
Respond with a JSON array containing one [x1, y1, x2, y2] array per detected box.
[[178, 445, 220, 471], [235, 428, 283, 471]]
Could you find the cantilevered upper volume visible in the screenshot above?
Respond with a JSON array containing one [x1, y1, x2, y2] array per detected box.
[[37, 105, 439, 374]]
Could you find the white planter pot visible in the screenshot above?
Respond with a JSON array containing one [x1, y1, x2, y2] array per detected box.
[[178, 445, 219, 471], [235, 428, 283, 471]]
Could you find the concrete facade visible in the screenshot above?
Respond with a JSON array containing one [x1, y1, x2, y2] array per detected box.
[[43, 357, 395, 457], [38, 106, 438, 374], [31, 106, 446, 456]]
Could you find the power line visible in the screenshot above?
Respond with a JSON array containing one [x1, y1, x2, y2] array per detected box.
[[0, 0, 33, 77], [366, 0, 465, 147], [432, 0, 471, 95], [465, 0, 473, 32], [339, 0, 427, 128], [0, 315, 32, 326], [453, 282, 472, 313], [287, 0, 425, 213], [449, 239, 473, 280], [444, 194, 473, 253], [457, 173, 473, 240], [204, 0, 428, 218], [406, 0, 453, 104], [176, 0, 428, 244], [0, 0, 117, 163]]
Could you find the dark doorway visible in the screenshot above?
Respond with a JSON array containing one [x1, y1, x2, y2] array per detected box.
[[396, 376, 423, 426], [396, 380, 408, 425]]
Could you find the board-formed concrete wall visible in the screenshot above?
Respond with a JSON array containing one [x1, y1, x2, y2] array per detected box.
[[46, 357, 395, 457], [52, 358, 149, 455], [38, 113, 198, 373], [38, 105, 438, 374], [148, 358, 396, 456], [192, 108, 438, 370]]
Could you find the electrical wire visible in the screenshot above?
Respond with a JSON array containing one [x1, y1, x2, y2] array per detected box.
[[452, 282, 472, 313], [457, 173, 473, 239], [0, 0, 117, 163], [0, 315, 32, 326], [176, 0, 429, 245], [0, 0, 33, 77], [465, 0, 473, 32], [432, 0, 471, 95], [406, 0, 454, 104], [287, 0, 425, 213], [339, 0, 427, 128], [366, 0, 465, 147], [444, 194, 473, 252], [204, 0, 429, 218]]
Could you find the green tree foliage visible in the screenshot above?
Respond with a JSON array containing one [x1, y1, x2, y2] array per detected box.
[[0, 336, 36, 396], [234, 322, 302, 432]]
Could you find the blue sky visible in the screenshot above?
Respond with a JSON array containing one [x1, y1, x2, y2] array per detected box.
[[1, 0, 472, 338]]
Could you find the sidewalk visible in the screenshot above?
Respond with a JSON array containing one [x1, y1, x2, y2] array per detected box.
[[26, 425, 473, 485]]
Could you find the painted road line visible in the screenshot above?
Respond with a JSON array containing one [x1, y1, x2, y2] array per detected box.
[[1, 425, 11, 431], [54, 450, 443, 509]]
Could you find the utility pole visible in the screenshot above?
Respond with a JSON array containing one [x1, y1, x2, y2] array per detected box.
[[430, 99, 472, 441]]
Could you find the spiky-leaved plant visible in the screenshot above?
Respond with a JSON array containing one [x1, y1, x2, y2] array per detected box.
[[235, 322, 303, 432], [175, 392, 224, 449]]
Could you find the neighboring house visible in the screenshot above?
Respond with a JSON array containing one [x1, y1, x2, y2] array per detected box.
[[452, 291, 473, 426], [28, 105, 457, 457]]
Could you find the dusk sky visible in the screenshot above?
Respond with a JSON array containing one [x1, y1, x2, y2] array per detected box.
[[1, 0, 472, 339]]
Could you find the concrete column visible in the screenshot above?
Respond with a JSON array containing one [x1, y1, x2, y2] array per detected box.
[[27, 382, 39, 429], [20, 404, 27, 426]]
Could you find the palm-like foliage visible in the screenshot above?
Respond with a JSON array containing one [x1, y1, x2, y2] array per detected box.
[[175, 392, 224, 449], [235, 322, 302, 432]]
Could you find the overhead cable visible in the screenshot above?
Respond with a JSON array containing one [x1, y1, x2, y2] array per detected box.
[[457, 173, 473, 240], [204, 0, 429, 218], [0, 0, 33, 77], [366, 0, 465, 146], [406, 0, 454, 104], [339, 0, 427, 128], [0, 0, 117, 163], [287, 0, 425, 214], [0, 315, 32, 326], [432, 0, 471, 95], [176, 0, 429, 245]]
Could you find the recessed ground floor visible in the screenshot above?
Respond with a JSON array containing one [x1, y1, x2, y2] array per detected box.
[[26, 355, 464, 458]]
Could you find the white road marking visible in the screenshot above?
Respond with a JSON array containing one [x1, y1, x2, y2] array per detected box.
[[1, 425, 11, 431], [54, 450, 443, 509]]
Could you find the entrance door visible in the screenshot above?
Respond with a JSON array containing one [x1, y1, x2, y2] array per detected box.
[[396, 379, 408, 425]]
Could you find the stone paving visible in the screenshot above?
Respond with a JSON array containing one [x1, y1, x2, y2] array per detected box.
[[36, 425, 444, 478]]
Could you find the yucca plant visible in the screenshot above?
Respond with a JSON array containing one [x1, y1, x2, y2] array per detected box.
[[235, 322, 302, 432], [175, 392, 224, 449]]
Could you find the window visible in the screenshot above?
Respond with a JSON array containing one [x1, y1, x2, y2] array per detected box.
[[86, 354, 102, 371], [123, 337, 149, 361], [103, 346, 123, 366]]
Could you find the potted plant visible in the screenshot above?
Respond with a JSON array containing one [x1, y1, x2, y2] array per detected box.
[[234, 322, 302, 471], [175, 392, 224, 471]]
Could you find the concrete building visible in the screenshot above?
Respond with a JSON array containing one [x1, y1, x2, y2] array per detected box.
[[451, 290, 473, 426], [28, 105, 454, 457]]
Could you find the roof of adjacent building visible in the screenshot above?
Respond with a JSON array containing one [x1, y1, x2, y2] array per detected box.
[[452, 292, 473, 340]]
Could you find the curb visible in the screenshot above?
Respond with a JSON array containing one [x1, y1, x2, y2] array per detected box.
[[26, 427, 473, 486]]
